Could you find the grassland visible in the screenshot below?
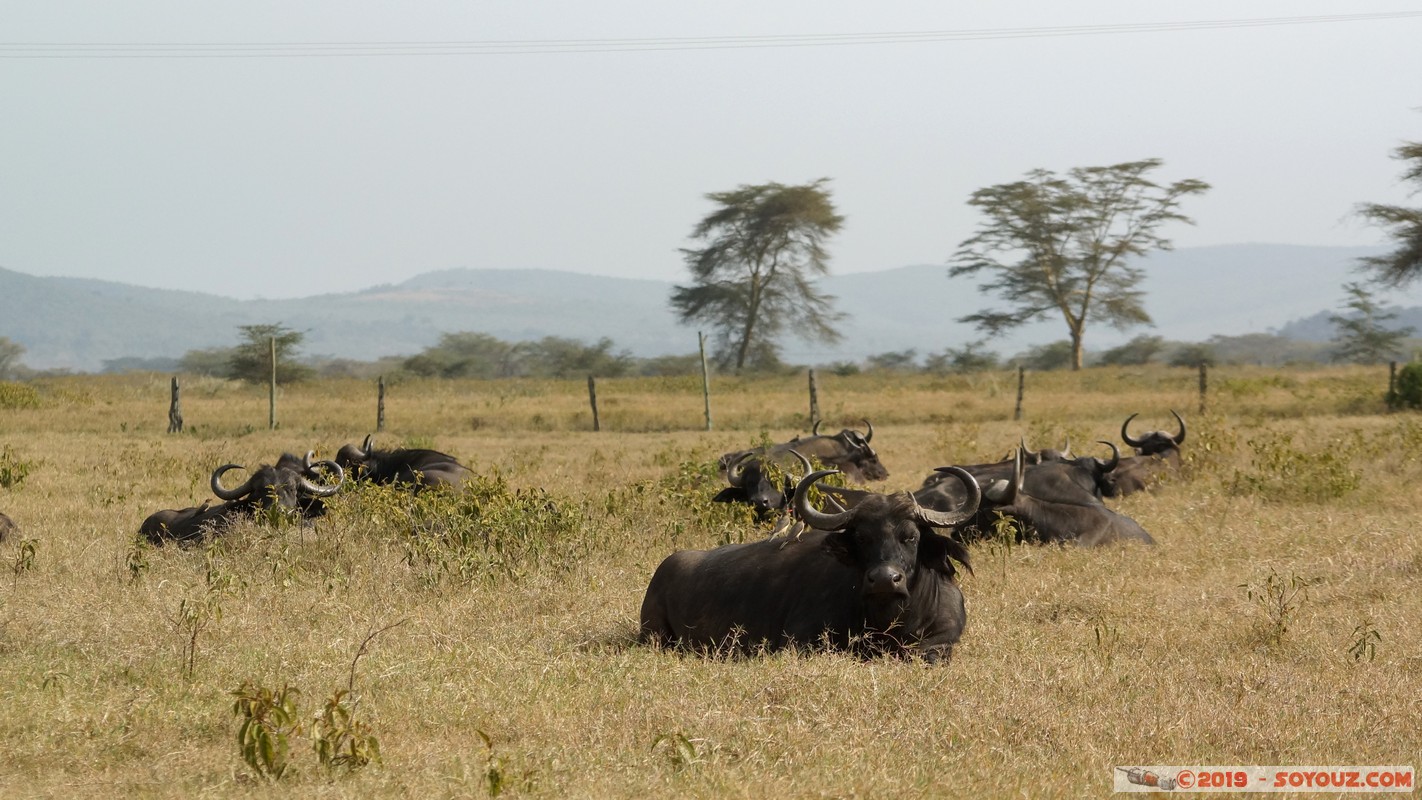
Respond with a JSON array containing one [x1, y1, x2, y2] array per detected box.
[[0, 365, 1418, 798]]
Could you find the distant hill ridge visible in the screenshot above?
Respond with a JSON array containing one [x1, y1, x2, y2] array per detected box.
[[0, 244, 1409, 372]]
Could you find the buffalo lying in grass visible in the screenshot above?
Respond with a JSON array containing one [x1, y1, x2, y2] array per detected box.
[[640, 467, 978, 663]]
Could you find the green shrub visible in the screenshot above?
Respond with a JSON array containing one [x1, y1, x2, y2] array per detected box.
[[0, 382, 40, 409], [1391, 361, 1422, 409]]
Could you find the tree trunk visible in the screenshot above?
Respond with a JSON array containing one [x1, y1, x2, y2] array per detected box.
[[734, 276, 763, 374], [1070, 330, 1084, 371]]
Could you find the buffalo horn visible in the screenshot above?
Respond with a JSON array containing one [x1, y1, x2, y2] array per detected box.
[[1120, 413, 1145, 449], [1020, 435, 1037, 461], [299, 460, 345, 497], [1170, 409, 1187, 445], [1060, 437, 1073, 459], [812, 420, 822, 437], [786, 448, 813, 479], [983, 448, 1024, 505], [360, 434, 374, 456], [862, 418, 873, 443], [211, 464, 258, 501], [794, 469, 857, 531], [916, 466, 981, 528], [1095, 440, 1120, 472]]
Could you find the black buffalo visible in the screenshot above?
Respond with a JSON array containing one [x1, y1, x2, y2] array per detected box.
[[921, 448, 1153, 547], [640, 467, 978, 663], [1109, 411, 1187, 496], [718, 419, 888, 484], [712, 449, 813, 519], [336, 435, 473, 491], [142, 454, 344, 544]]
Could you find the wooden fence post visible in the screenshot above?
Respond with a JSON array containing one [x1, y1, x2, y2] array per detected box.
[[268, 336, 277, 430], [587, 375, 600, 432], [167, 376, 183, 433], [376, 375, 386, 431], [808, 369, 820, 430], [1198, 362, 1208, 415], [698, 332, 712, 431], [1013, 367, 1025, 421]]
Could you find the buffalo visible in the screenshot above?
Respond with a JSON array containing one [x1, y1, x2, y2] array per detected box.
[[712, 449, 813, 519], [640, 467, 978, 663], [336, 435, 472, 491], [921, 448, 1153, 547], [1109, 411, 1187, 496], [142, 453, 345, 544], [717, 419, 888, 485]]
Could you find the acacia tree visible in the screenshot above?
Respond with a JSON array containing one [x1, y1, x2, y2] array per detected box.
[[1358, 138, 1422, 287], [227, 323, 313, 384], [670, 179, 845, 373], [0, 337, 25, 379], [949, 159, 1209, 370], [1329, 282, 1415, 364]]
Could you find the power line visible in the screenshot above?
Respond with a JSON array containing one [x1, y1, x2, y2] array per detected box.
[[2, 11, 1419, 59]]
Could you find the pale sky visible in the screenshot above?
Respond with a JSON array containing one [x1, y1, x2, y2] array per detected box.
[[2, 2, 1419, 300]]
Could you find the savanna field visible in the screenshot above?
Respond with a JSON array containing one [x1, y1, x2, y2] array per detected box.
[[0, 366, 1418, 798]]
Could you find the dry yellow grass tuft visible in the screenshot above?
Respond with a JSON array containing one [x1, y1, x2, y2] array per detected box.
[[0, 365, 1417, 797]]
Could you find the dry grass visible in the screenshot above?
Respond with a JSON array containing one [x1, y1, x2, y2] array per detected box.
[[0, 364, 1418, 798]]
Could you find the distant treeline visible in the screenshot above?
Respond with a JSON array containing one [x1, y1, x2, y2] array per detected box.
[[81, 329, 1422, 382]]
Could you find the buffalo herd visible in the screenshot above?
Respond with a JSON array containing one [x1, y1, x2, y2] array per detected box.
[[140, 437, 472, 544], [645, 412, 1184, 661], [125, 410, 1182, 665]]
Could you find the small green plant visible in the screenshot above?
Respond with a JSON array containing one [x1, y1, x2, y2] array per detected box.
[[1347, 620, 1381, 663], [0, 445, 35, 489], [124, 534, 150, 584], [1240, 568, 1316, 649], [231, 682, 302, 780], [312, 690, 381, 772], [473, 730, 534, 797], [651, 731, 704, 772], [1091, 619, 1121, 665], [10, 537, 36, 575]]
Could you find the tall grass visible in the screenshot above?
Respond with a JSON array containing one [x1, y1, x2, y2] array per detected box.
[[0, 364, 1416, 798]]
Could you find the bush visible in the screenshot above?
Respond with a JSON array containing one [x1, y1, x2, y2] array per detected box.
[[1391, 361, 1422, 409], [0, 382, 40, 410]]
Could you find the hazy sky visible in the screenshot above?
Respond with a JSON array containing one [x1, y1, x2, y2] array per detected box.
[[2, 2, 1420, 300]]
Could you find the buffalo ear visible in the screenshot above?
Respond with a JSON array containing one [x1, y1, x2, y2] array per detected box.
[[919, 530, 973, 578], [820, 529, 856, 566]]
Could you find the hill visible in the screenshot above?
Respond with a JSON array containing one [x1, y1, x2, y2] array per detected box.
[[0, 244, 1408, 372]]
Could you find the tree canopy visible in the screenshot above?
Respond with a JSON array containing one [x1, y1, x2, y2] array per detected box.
[[949, 159, 1209, 370], [1329, 282, 1415, 364], [0, 337, 25, 380], [1357, 139, 1422, 287], [228, 323, 314, 384], [670, 179, 845, 374]]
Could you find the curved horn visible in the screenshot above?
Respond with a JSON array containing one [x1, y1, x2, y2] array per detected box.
[[812, 420, 822, 437], [983, 448, 1025, 505], [1020, 435, 1038, 460], [1095, 440, 1120, 473], [1059, 436, 1073, 459], [861, 418, 873, 443], [211, 464, 257, 501], [794, 469, 857, 531], [726, 452, 754, 488], [916, 467, 981, 528], [786, 448, 813, 479], [360, 434, 374, 456], [303, 450, 316, 472], [1170, 409, 1187, 445], [297, 460, 345, 497], [1121, 413, 1145, 449]]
